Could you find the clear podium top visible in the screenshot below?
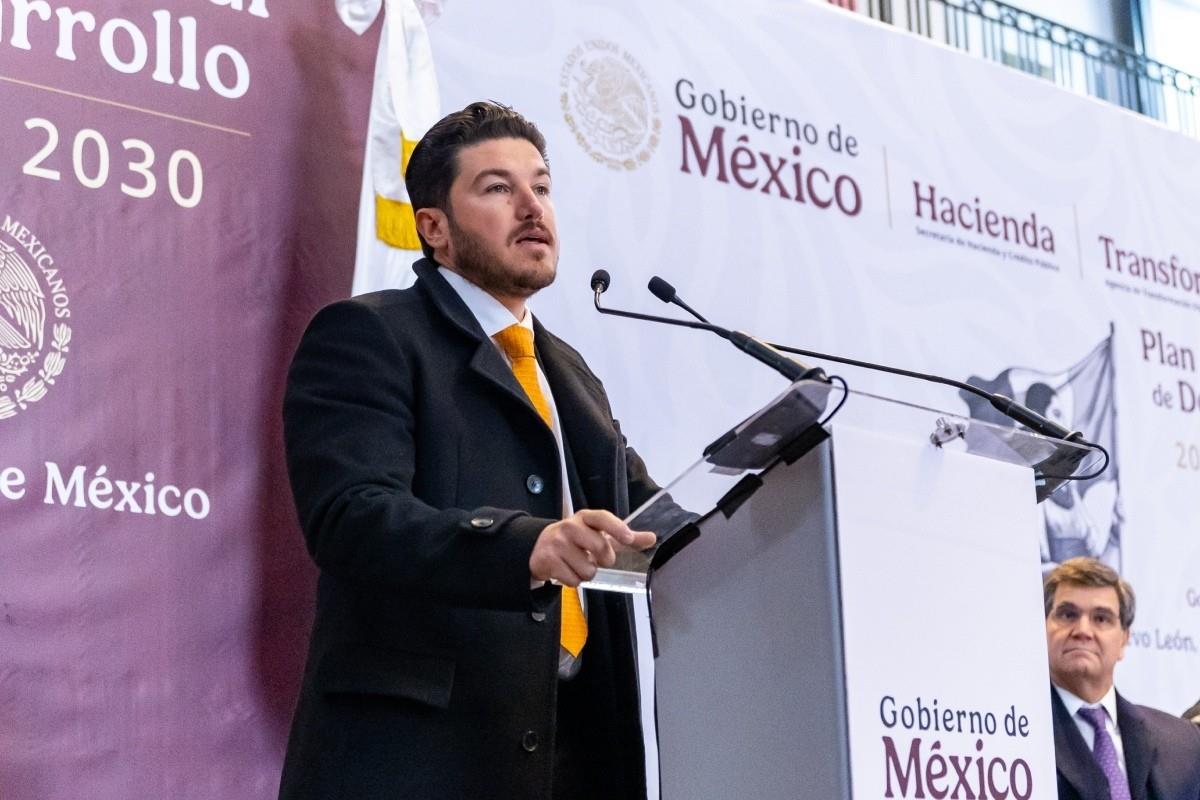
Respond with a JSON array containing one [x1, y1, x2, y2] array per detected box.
[[580, 379, 1105, 594]]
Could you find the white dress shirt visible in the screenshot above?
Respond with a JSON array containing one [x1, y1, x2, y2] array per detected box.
[[1054, 684, 1128, 775]]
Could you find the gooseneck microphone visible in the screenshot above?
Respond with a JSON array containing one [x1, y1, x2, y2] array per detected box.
[[647, 275, 710, 323], [589, 269, 827, 384], [640, 272, 1103, 460], [590, 269, 611, 293]]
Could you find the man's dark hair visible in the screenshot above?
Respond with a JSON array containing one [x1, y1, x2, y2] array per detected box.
[[405, 101, 548, 258], [1043, 557, 1136, 630]]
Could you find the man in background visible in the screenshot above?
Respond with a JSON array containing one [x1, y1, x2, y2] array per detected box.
[[1044, 557, 1200, 800]]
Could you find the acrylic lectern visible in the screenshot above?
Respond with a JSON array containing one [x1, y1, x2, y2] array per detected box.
[[582, 380, 1103, 800]]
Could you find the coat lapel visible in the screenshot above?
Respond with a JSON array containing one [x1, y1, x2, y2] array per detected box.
[[413, 259, 622, 510], [533, 317, 620, 513], [414, 260, 554, 434], [1052, 687, 1111, 800], [1115, 692, 1154, 800]]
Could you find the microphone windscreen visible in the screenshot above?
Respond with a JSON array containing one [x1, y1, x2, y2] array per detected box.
[[647, 275, 676, 303], [590, 269, 611, 292]]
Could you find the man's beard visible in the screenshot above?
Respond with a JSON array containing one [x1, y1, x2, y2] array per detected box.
[[446, 213, 557, 299]]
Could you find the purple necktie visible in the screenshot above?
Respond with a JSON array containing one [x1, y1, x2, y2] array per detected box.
[[1077, 706, 1132, 800]]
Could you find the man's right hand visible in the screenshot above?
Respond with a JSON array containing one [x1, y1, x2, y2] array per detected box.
[[529, 509, 657, 587]]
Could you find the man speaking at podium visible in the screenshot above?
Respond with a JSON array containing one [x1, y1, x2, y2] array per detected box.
[[277, 102, 658, 800], [1044, 558, 1200, 800]]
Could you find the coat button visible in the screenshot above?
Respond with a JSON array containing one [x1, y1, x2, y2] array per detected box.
[[525, 474, 545, 495], [521, 730, 539, 752], [469, 517, 494, 529], [530, 611, 547, 623]]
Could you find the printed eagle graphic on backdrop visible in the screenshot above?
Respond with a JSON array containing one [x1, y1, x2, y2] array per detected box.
[[959, 330, 1123, 573], [0, 241, 45, 375]]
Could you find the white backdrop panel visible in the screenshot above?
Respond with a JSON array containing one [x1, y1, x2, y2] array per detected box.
[[425, 0, 1200, 712]]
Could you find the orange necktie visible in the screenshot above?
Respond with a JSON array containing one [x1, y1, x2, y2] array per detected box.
[[493, 323, 588, 657]]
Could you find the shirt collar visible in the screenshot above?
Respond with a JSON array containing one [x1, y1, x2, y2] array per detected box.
[[1055, 683, 1119, 725], [438, 266, 532, 337]]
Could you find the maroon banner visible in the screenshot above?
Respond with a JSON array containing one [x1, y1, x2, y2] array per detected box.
[[0, 3, 376, 796]]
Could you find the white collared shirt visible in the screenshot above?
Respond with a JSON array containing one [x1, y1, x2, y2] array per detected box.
[[1054, 684, 1127, 775]]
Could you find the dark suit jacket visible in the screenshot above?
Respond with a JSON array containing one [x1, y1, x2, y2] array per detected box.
[[1052, 687, 1200, 800], [277, 260, 659, 800]]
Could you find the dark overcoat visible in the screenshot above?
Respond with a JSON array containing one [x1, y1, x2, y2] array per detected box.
[[277, 260, 657, 799], [1052, 687, 1200, 800]]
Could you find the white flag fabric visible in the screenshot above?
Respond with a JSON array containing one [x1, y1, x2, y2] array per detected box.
[[336, 0, 442, 295]]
